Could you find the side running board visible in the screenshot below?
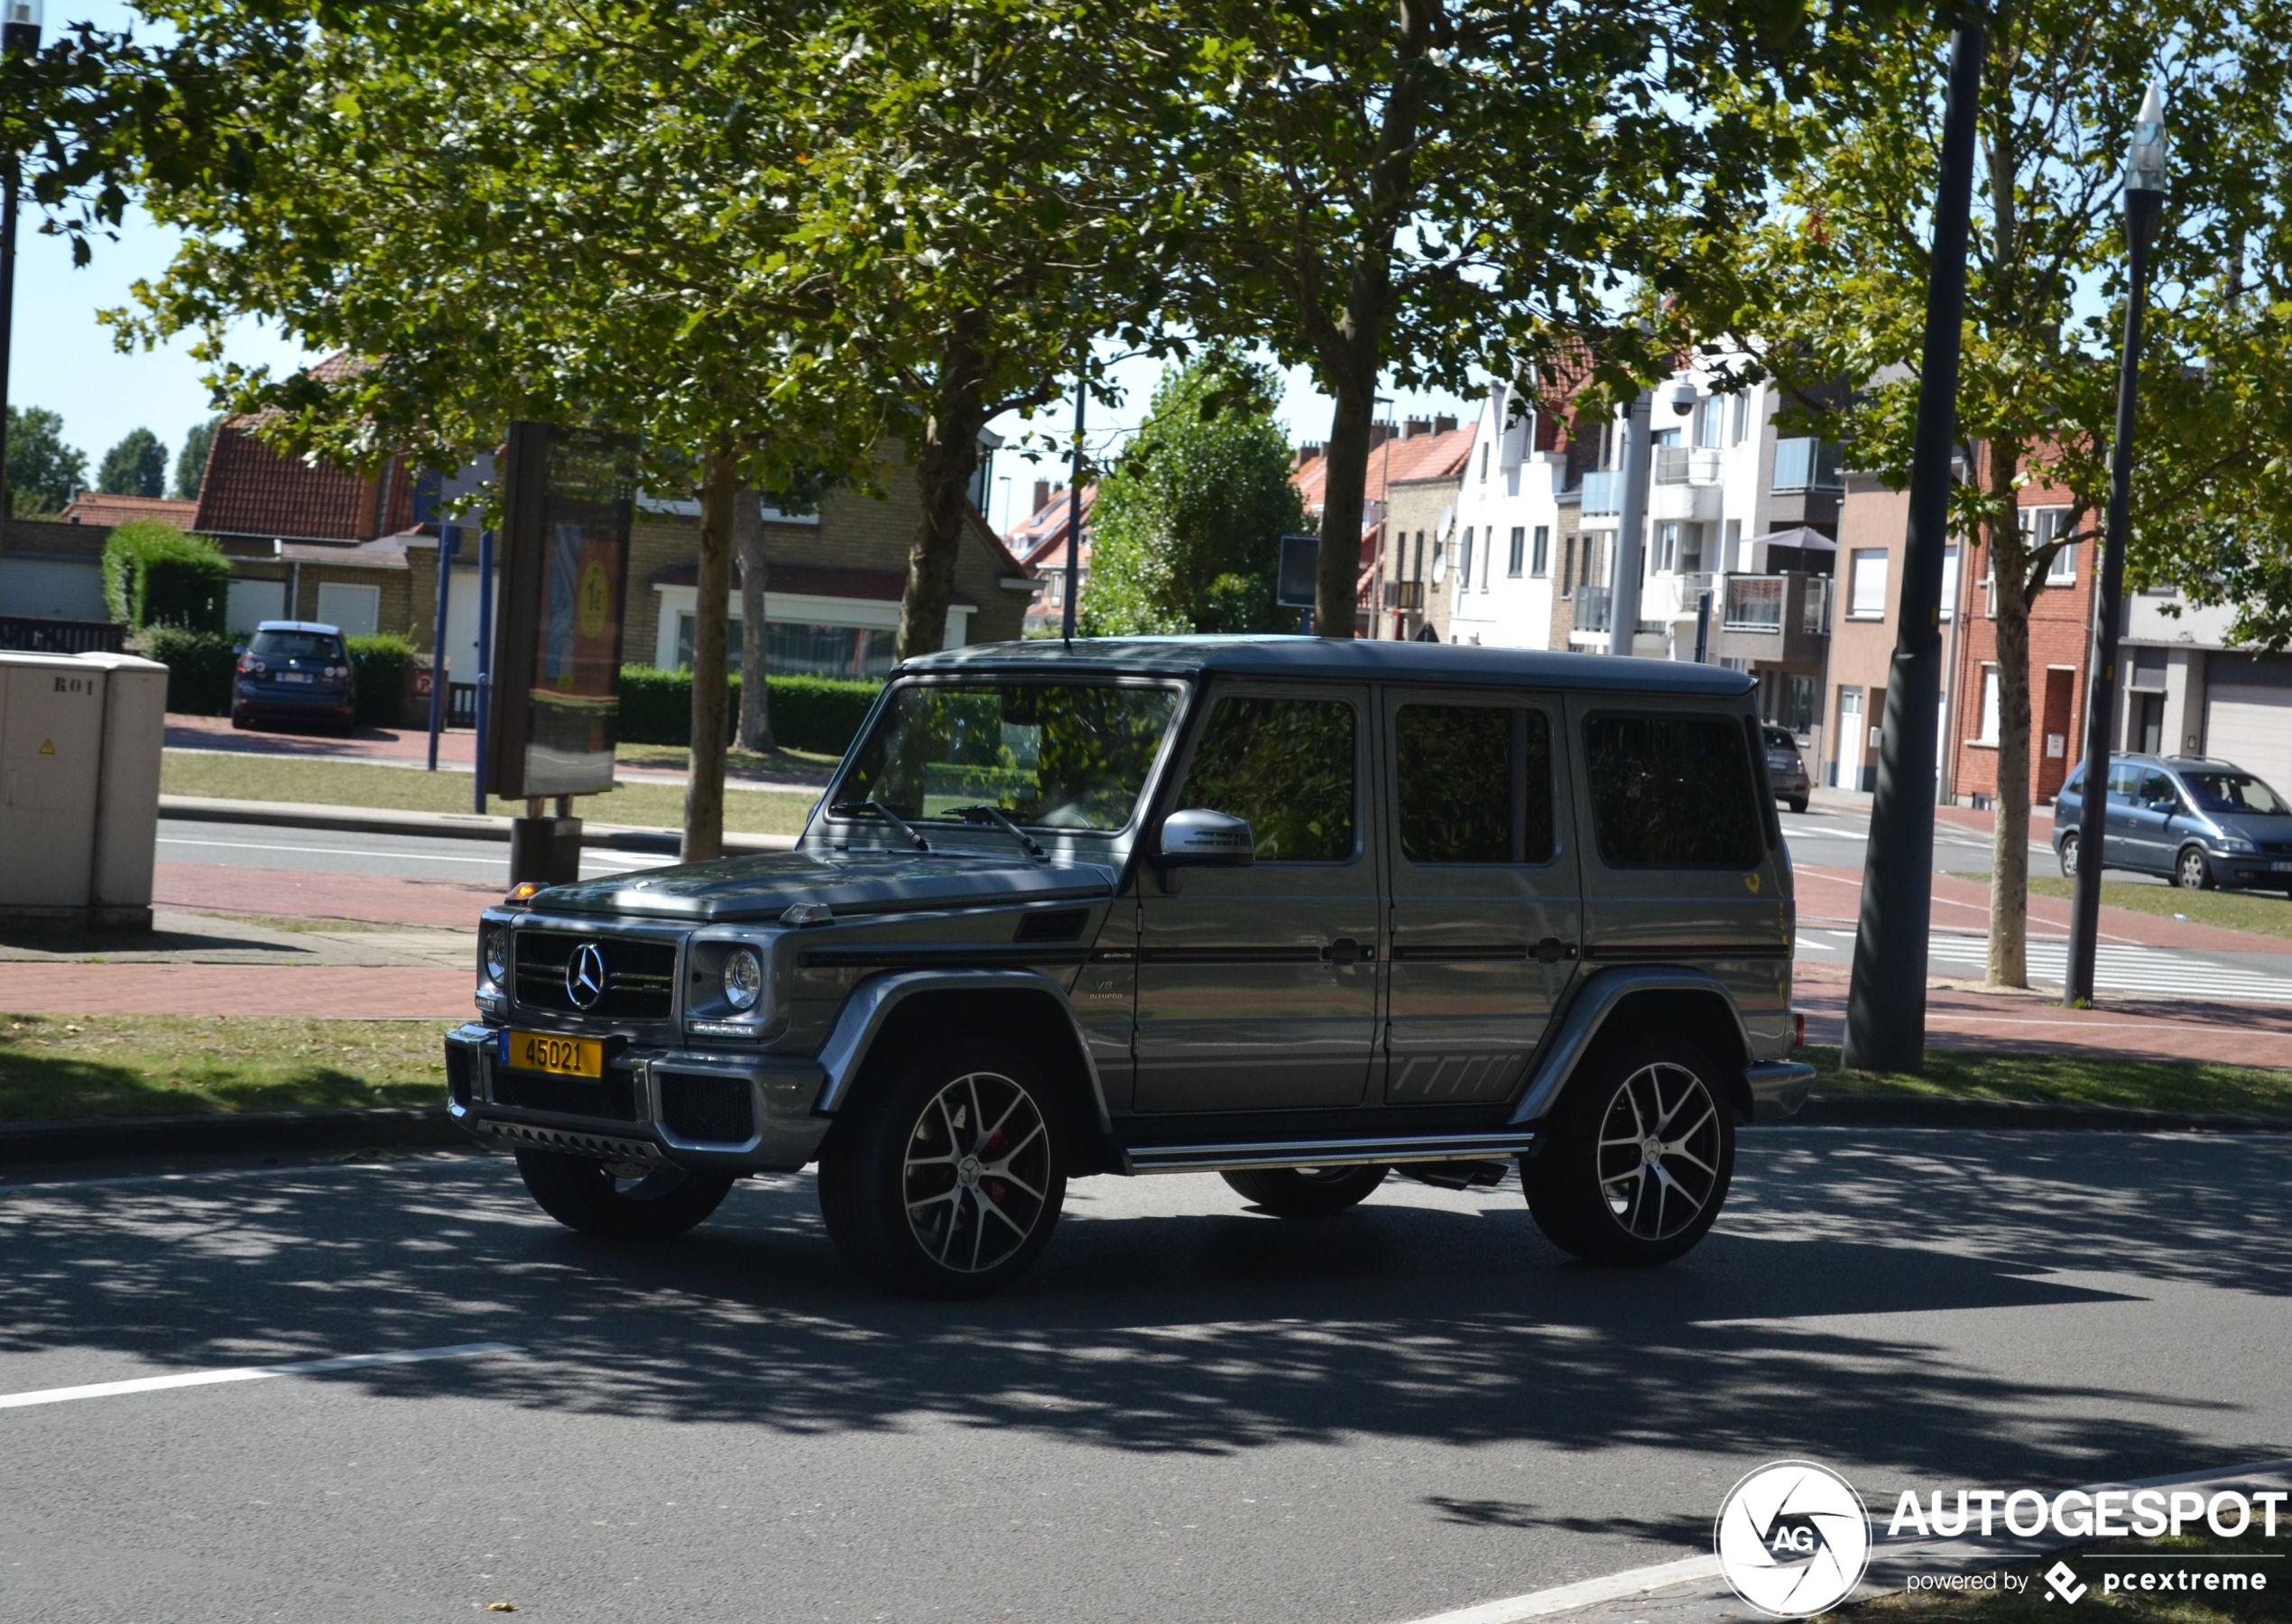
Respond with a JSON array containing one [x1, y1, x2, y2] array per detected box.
[[1123, 1130, 1539, 1176]]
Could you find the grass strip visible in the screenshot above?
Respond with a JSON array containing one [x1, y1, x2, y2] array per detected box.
[[1806, 1044, 2292, 1118], [0, 1014, 448, 1121], [1833, 1530, 2292, 1624], [1947, 872, 2292, 942], [160, 751, 818, 835], [612, 739, 839, 782]]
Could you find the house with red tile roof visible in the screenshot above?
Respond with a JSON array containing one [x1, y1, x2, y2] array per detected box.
[[1004, 482, 1096, 634], [1290, 416, 1470, 635]]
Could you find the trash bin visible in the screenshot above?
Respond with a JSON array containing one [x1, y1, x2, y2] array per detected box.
[[0, 650, 167, 931]]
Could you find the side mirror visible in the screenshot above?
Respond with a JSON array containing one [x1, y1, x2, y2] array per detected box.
[[1155, 808, 1255, 870]]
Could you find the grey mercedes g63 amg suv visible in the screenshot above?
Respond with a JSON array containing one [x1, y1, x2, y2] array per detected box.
[[446, 637, 1812, 1296]]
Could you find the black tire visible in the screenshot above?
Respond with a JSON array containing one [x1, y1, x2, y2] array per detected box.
[[1222, 1164, 1391, 1217], [513, 1149, 733, 1241], [817, 1038, 1067, 1298], [2174, 845, 2213, 890], [2059, 831, 2081, 879], [230, 710, 253, 731], [1786, 796, 1809, 816], [1525, 1034, 1734, 1266]]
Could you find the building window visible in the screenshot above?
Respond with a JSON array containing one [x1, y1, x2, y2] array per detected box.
[[1848, 549, 1890, 619], [1561, 534, 1576, 597], [1940, 544, 1959, 622], [1732, 392, 1751, 445], [1479, 444, 1490, 483], [1697, 396, 1725, 449], [1779, 674, 1816, 734], [1976, 665, 2001, 743], [2028, 505, 2077, 584], [1459, 528, 1474, 590], [675, 615, 898, 679], [1678, 522, 1703, 575], [1530, 525, 1549, 577], [1508, 526, 1526, 577]]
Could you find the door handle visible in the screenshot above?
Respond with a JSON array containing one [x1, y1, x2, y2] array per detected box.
[[1324, 937, 1374, 965], [1531, 937, 1578, 963]]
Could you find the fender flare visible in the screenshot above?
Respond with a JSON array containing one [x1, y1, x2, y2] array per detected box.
[[1507, 965, 1756, 1127], [812, 969, 1115, 1134]]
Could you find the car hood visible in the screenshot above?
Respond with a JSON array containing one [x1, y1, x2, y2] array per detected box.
[[527, 846, 1122, 923], [2203, 811, 2292, 843]]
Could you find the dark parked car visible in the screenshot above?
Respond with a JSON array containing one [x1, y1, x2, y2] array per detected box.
[[233, 621, 356, 735], [1762, 725, 1810, 815], [2055, 753, 2292, 891], [447, 638, 1814, 1297]]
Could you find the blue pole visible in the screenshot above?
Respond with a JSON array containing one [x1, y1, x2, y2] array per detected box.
[[427, 522, 457, 770], [474, 526, 494, 816]]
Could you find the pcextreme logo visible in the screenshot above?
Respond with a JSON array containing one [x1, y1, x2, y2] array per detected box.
[[1714, 1461, 1874, 1617]]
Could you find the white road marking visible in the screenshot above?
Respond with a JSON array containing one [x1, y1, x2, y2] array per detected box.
[[156, 836, 675, 872], [1921, 935, 2292, 1003], [0, 1341, 521, 1410], [1397, 1555, 1724, 1624]]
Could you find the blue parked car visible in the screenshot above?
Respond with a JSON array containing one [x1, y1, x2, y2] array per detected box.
[[2054, 752, 2292, 891], [232, 620, 357, 735]]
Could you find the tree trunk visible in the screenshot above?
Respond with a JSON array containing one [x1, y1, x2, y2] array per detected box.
[[899, 320, 991, 661], [683, 443, 736, 862], [1984, 447, 2032, 989], [735, 487, 773, 752], [1315, 375, 1378, 637]]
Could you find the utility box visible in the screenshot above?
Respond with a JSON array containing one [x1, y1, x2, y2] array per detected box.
[[0, 651, 167, 931]]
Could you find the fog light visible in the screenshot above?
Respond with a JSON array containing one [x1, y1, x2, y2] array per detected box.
[[722, 946, 763, 1010]]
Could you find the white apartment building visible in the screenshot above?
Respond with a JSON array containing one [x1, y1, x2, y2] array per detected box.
[[1445, 360, 1843, 736]]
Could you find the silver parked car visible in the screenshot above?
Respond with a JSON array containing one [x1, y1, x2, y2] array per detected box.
[[447, 639, 1815, 1297], [2054, 753, 2292, 891], [1762, 725, 1811, 815]]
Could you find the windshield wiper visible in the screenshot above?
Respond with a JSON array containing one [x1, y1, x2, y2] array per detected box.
[[830, 799, 930, 852], [946, 804, 1045, 861]]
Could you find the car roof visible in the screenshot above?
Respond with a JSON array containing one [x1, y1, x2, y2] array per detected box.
[[254, 620, 345, 635], [900, 635, 1756, 697]]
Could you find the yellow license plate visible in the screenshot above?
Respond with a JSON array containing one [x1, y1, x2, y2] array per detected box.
[[503, 1030, 604, 1078]]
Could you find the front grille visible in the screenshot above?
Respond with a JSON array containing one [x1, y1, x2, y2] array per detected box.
[[492, 1066, 640, 1121], [513, 930, 679, 1019], [659, 1073, 757, 1143], [446, 1043, 474, 1107]]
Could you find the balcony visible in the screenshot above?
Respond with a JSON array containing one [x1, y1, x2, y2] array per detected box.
[[1708, 572, 1831, 669], [1771, 437, 1844, 493], [1382, 578, 1425, 612], [1574, 585, 1612, 633], [1724, 575, 1785, 631], [1652, 446, 1724, 485], [1580, 471, 1621, 515]]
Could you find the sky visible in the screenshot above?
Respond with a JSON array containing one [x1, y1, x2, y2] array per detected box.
[[13, 0, 1473, 529]]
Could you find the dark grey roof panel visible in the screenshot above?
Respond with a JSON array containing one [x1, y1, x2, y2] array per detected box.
[[901, 635, 1755, 697]]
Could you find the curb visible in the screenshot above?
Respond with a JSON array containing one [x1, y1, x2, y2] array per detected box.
[[1776, 1091, 2292, 1133], [159, 794, 798, 855], [0, 1105, 477, 1168]]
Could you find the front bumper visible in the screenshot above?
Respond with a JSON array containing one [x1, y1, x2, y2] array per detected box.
[[1744, 1059, 1817, 1121], [443, 1022, 833, 1172]]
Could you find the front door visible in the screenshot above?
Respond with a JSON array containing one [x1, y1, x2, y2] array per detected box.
[[1132, 684, 1380, 1113], [1382, 690, 1581, 1105]]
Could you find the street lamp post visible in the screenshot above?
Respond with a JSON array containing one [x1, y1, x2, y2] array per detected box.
[[2066, 83, 2169, 1006], [0, 0, 43, 533], [1841, 20, 1983, 1075]]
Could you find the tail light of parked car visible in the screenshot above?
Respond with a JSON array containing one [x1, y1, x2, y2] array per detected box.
[[238, 657, 266, 676]]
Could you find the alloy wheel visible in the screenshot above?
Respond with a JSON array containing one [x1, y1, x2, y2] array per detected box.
[[902, 1070, 1054, 1274], [1594, 1062, 1724, 1241]]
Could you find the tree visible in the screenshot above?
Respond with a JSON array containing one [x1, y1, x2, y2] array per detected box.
[[1722, 0, 2292, 988], [98, 426, 166, 496], [1144, 0, 1800, 635], [4, 405, 86, 516], [173, 415, 219, 499], [1081, 348, 1304, 635]]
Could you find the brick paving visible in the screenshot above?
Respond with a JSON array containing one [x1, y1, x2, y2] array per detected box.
[[154, 863, 504, 930], [0, 964, 473, 1017]]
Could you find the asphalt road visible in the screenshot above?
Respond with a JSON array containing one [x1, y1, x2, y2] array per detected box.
[[4, 1130, 2289, 1623], [157, 817, 680, 887]]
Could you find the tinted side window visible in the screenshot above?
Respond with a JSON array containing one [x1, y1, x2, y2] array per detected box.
[[1585, 713, 1761, 869], [2138, 770, 2176, 805], [1179, 696, 1355, 862], [1396, 705, 1554, 864]]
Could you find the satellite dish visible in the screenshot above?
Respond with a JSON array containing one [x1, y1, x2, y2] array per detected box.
[[1437, 503, 1456, 537], [1431, 549, 1449, 585]]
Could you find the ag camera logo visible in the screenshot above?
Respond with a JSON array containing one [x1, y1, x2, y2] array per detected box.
[[1715, 1461, 1873, 1616]]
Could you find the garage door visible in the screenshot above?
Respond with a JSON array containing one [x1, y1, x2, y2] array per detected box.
[[2204, 653, 2292, 793], [0, 555, 106, 621]]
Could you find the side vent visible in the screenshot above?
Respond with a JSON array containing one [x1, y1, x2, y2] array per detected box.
[[1012, 908, 1089, 944]]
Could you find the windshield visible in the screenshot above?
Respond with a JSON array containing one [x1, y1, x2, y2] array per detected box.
[[2180, 770, 2290, 817], [833, 681, 1181, 834], [249, 631, 345, 662]]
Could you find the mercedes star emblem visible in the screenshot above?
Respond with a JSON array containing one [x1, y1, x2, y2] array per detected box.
[[566, 941, 608, 1010]]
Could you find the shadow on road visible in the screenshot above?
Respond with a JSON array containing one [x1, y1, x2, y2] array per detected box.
[[1, 1130, 2283, 1497]]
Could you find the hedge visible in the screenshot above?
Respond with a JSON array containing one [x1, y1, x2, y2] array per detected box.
[[143, 626, 237, 716], [347, 633, 417, 727], [102, 521, 230, 634], [616, 667, 880, 755]]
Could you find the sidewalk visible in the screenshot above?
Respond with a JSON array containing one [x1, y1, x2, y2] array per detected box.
[[0, 963, 472, 1017], [1807, 785, 2056, 843], [1793, 963, 2292, 1068]]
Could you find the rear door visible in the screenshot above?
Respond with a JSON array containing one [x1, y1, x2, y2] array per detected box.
[[1381, 688, 1581, 1106], [1132, 682, 1381, 1113], [2100, 761, 2145, 867]]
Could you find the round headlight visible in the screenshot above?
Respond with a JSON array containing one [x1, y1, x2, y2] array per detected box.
[[482, 925, 511, 984], [722, 946, 763, 1011]]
